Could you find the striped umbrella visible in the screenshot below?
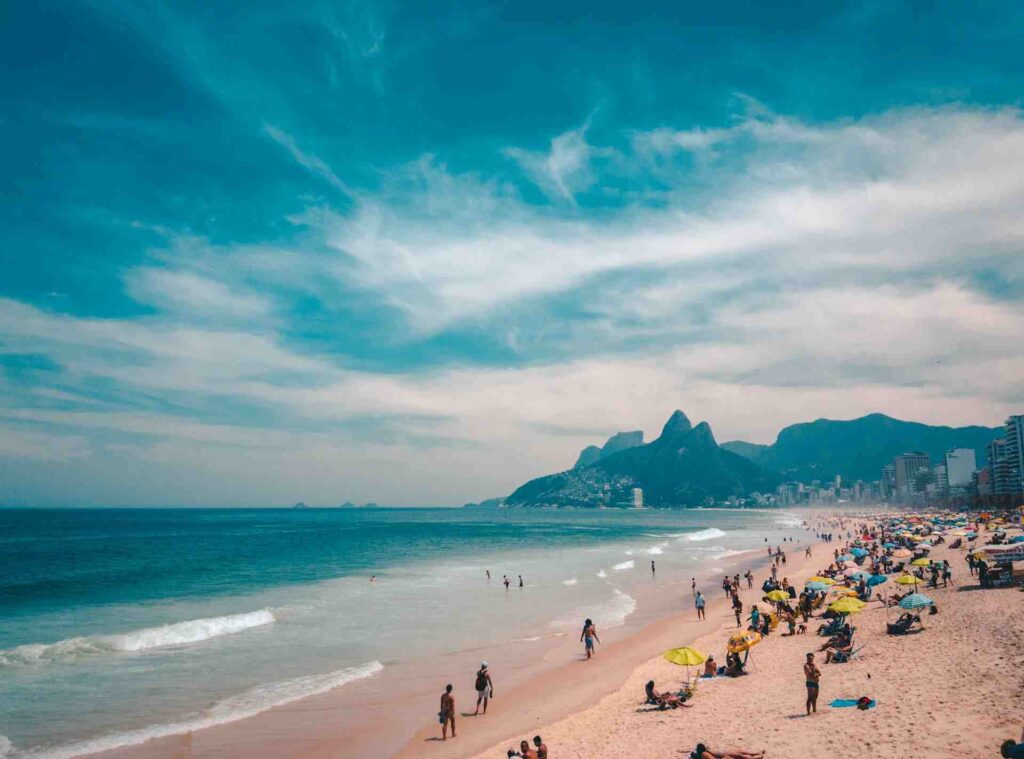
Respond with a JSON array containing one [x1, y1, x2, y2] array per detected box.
[[898, 593, 934, 610], [866, 574, 887, 587]]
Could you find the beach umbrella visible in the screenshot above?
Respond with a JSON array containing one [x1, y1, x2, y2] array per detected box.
[[1009, 536, 1024, 544], [806, 581, 829, 591], [892, 549, 912, 559], [910, 558, 932, 567], [842, 567, 861, 578], [765, 590, 790, 602], [809, 576, 836, 585], [726, 630, 762, 654], [866, 574, 887, 587], [896, 575, 922, 586], [883, 542, 897, 549], [849, 571, 871, 582], [851, 547, 869, 557], [828, 597, 866, 614], [664, 646, 708, 683], [837, 554, 854, 562], [898, 593, 934, 610]]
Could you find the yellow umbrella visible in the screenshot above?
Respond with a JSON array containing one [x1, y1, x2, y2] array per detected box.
[[910, 558, 932, 567], [808, 576, 836, 585], [664, 645, 708, 684], [727, 630, 762, 654], [765, 590, 790, 602], [828, 597, 866, 614], [896, 575, 922, 586], [664, 646, 707, 666]]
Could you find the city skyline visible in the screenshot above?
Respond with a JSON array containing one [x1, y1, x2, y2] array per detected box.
[[3, 2, 1024, 506]]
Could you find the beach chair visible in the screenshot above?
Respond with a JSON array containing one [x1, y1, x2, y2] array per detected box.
[[886, 615, 920, 635], [829, 644, 864, 663]]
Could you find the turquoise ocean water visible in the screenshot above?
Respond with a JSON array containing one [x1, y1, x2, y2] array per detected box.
[[0, 507, 806, 757]]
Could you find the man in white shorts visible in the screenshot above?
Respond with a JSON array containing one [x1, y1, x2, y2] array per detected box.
[[473, 662, 494, 715]]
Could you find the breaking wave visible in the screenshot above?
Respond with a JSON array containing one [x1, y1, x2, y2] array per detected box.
[[611, 560, 635, 571], [17, 661, 383, 758], [0, 610, 276, 668], [682, 528, 727, 542]]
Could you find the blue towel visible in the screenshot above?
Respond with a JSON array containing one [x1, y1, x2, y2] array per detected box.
[[830, 698, 876, 709]]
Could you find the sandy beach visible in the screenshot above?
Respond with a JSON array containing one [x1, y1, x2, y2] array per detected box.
[[461, 521, 1024, 759]]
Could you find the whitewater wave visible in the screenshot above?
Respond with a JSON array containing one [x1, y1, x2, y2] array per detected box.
[[612, 560, 635, 571], [19, 661, 383, 759], [0, 610, 276, 668], [552, 589, 636, 631], [711, 549, 755, 561], [562, 578, 578, 586], [0, 735, 12, 758], [774, 515, 803, 528], [681, 528, 727, 542], [643, 546, 664, 556], [596, 569, 608, 578]]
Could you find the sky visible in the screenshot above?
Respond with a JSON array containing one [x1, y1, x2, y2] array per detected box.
[[2, 1, 1024, 506]]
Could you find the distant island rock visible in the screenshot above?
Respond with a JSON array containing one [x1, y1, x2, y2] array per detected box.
[[463, 497, 506, 509], [291, 502, 309, 509], [508, 410, 776, 508]]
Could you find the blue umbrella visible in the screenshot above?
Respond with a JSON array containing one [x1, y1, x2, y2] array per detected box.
[[837, 554, 854, 562], [966, 532, 978, 538], [1009, 536, 1024, 544], [866, 574, 887, 587], [849, 571, 871, 582], [898, 593, 934, 610], [806, 581, 829, 591], [850, 547, 869, 557], [883, 542, 897, 549]]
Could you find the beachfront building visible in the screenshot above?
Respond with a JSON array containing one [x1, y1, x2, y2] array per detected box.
[[1004, 415, 1024, 494], [944, 448, 977, 489], [893, 452, 931, 501], [632, 488, 643, 508]]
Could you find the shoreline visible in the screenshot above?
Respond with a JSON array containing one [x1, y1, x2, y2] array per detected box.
[[96, 516, 814, 759]]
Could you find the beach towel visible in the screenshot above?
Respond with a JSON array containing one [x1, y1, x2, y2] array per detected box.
[[830, 698, 876, 709]]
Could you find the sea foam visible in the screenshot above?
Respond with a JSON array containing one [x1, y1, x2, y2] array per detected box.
[[0, 610, 275, 667], [562, 578, 578, 586], [19, 661, 383, 759], [611, 560, 635, 571], [681, 528, 727, 542]]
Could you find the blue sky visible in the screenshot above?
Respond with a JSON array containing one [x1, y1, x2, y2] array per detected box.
[[2, 1, 1023, 506]]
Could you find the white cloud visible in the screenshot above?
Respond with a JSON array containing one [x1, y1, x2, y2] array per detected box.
[[504, 124, 602, 201]]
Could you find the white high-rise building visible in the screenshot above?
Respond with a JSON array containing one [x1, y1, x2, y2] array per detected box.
[[944, 448, 977, 489], [632, 488, 644, 509]]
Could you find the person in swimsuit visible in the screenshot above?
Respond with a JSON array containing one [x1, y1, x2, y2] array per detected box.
[[692, 744, 765, 759], [804, 652, 820, 715], [519, 740, 538, 759], [440, 684, 455, 739], [581, 618, 600, 660], [695, 591, 706, 620], [533, 735, 548, 759], [473, 662, 493, 715]]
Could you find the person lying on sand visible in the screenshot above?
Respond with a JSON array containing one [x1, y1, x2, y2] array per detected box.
[[691, 743, 765, 759], [645, 680, 692, 709]]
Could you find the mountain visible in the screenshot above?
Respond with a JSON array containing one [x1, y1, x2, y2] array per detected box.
[[463, 497, 506, 509], [507, 410, 778, 507], [722, 413, 1002, 483], [573, 430, 644, 468]]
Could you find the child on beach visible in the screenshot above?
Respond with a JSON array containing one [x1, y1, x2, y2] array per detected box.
[[439, 684, 455, 739], [581, 619, 600, 659]]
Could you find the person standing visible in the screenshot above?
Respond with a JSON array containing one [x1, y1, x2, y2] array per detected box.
[[734, 603, 742, 627], [695, 590, 706, 620], [942, 559, 953, 588], [518, 574, 524, 588], [581, 618, 600, 660], [440, 684, 456, 739], [503, 575, 510, 591], [533, 735, 548, 759], [804, 653, 820, 715], [745, 570, 753, 589], [473, 662, 493, 715], [651, 560, 656, 575], [691, 577, 696, 595]]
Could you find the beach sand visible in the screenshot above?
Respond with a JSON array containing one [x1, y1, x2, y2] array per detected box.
[[462, 534, 1024, 759]]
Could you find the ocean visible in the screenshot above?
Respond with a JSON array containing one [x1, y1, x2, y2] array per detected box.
[[0, 507, 807, 758]]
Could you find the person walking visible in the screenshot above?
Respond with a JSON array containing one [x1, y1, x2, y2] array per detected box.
[[581, 618, 600, 660], [439, 684, 456, 739], [695, 590, 706, 620], [473, 662, 493, 715]]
